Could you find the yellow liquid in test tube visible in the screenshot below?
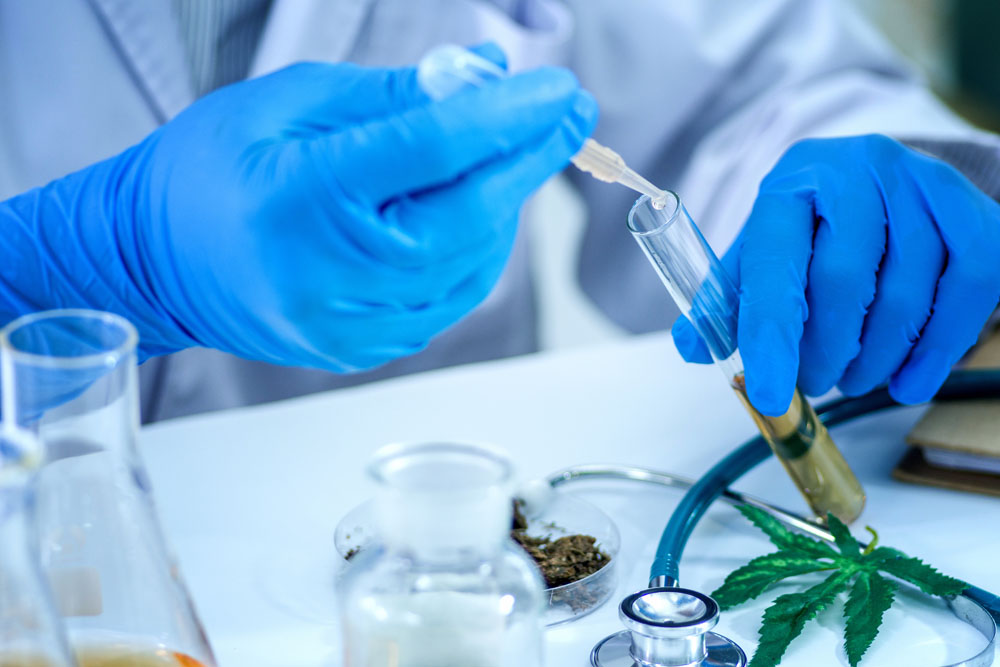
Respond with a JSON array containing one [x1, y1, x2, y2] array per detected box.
[[731, 374, 865, 524]]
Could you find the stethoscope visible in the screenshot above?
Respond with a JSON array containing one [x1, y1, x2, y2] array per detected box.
[[544, 369, 1000, 667]]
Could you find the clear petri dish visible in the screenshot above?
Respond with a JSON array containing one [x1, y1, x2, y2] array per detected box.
[[334, 492, 620, 626]]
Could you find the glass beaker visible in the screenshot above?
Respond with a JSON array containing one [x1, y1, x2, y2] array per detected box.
[[0, 309, 215, 666], [628, 194, 865, 524], [0, 429, 76, 667], [337, 441, 545, 667]]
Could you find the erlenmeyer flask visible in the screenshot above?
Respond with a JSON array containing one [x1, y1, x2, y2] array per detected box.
[[0, 310, 215, 666], [0, 429, 76, 667]]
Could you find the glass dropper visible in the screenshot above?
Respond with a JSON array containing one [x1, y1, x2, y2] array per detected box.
[[416, 45, 671, 206]]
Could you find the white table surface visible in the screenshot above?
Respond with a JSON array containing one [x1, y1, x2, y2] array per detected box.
[[139, 332, 1000, 667]]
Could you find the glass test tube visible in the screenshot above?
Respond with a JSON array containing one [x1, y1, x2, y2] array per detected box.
[[628, 193, 865, 524]]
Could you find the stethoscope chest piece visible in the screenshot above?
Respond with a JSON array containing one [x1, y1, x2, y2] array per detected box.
[[591, 587, 746, 667]]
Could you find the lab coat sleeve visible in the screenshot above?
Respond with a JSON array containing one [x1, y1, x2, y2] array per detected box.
[[565, 0, 1000, 333]]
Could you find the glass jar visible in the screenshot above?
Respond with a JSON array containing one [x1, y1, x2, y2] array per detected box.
[[336, 442, 545, 667]]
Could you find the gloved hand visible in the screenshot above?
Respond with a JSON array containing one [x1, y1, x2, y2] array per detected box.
[[673, 134, 1000, 415], [0, 47, 597, 370]]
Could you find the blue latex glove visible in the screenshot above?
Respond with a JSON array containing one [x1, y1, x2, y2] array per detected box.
[[673, 134, 1000, 415], [0, 48, 597, 370]]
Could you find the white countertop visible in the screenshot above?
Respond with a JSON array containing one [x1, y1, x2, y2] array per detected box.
[[139, 332, 1000, 667]]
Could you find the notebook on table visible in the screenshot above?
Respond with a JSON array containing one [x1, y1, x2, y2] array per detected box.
[[896, 326, 1000, 497]]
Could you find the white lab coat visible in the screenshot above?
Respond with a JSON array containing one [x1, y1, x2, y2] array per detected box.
[[0, 0, 993, 421]]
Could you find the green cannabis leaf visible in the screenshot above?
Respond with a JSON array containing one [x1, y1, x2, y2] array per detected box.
[[750, 571, 852, 666], [843, 571, 896, 666], [712, 506, 968, 667]]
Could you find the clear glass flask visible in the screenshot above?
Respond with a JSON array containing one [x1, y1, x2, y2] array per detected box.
[[0, 429, 76, 667], [337, 442, 545, 667], [0, 310, 215, 666], [628, 194, 865, 524]]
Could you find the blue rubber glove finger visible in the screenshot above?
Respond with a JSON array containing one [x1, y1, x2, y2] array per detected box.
[[838, 176, 944, 396], [468, 42, 508, 70], [890, 261, 1000, 403], [378, 91, 598, 267], [355, 94, 596, 308], [889, 159, 1000, 403], [671, 232, 743, 365], [307, 226, 518, 372], [737, 188, 814, 416], [795, 168, 885, 397], [234, 62, 428, 128], [328, 67, 584, 206], [671, 317, 714, 363]]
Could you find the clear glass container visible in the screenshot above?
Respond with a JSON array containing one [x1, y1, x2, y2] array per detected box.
[[628, 194, 865, 524], [0, 309, 215, 666], [336, 441, 545, 667], [335, 492, 620, 626], [0, 429, 76, 667]]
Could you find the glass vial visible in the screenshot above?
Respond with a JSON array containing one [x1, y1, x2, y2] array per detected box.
[[337, 442, 545, 667], [0, 310, 215, 666], [628, 194, 865, 524], [0, 429, 76, 667]]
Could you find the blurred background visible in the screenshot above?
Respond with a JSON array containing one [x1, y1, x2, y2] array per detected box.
[[849, 0, 1000, 133], [531, 0, 1000, 354]]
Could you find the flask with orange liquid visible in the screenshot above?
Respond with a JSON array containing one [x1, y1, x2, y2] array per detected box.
[[0, 310, 215, 666]]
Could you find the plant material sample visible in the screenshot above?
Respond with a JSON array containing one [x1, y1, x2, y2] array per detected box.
[[510, 501, 610, 588], [713, 505, 968, 667]]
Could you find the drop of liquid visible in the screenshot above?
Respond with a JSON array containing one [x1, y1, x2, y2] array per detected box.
[[651, 195, 668, 210]]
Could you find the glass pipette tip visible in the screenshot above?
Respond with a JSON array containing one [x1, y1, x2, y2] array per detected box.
[[571, 139, 670, 208]]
